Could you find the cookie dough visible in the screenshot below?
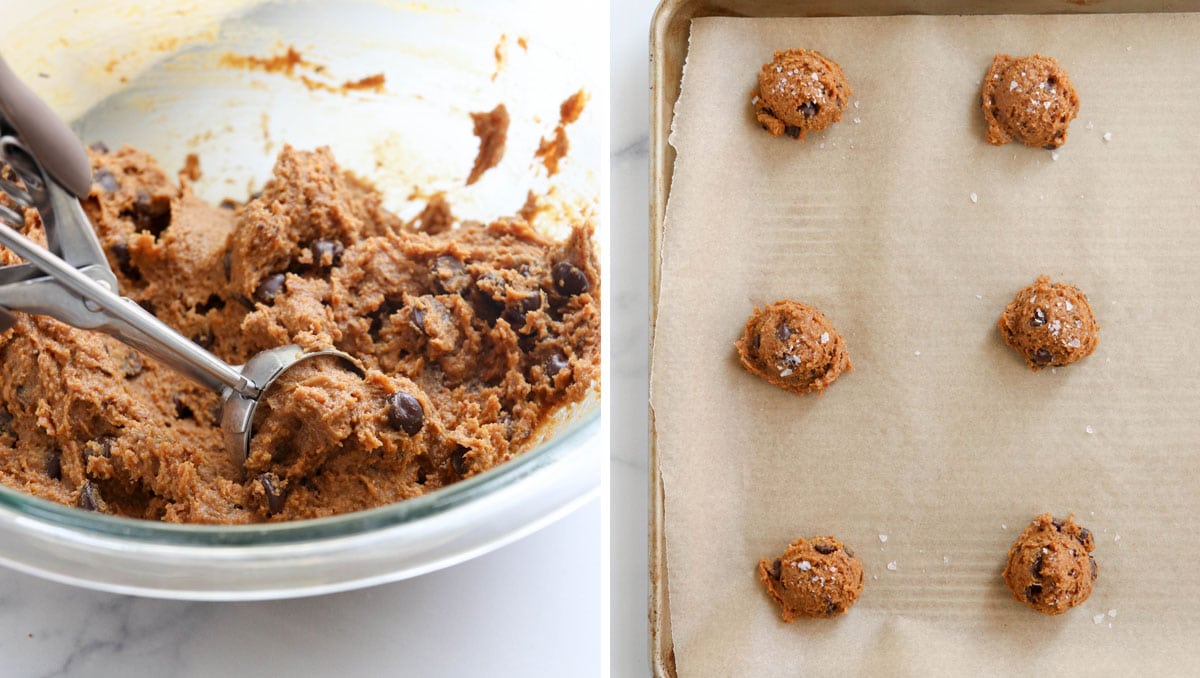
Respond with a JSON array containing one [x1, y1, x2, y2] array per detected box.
[[1003, 513, 1097, 615], [0, 144, 600, 523], [982, 54, 1080, 149], [758, 535, 864, 621], [752, 49, 852, 140], [998, 276, 1098, 370], [735, 300, 851, 396]]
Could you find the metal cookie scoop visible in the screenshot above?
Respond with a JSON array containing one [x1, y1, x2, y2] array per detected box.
[[0, 55, 358, 467]]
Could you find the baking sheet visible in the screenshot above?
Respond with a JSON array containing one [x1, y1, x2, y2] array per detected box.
[[651, 13, 1200, 675]]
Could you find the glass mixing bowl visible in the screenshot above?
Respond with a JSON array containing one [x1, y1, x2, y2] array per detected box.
[[0, 0, 604, 599]]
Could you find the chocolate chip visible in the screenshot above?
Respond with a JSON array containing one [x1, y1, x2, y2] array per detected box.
[[775, 323, 792, 341], [173, 395, 194, 420], [450, 446, 469, 476], [1032, 554, 1043, 576], [0, 410, 12, 432], [219, 198, 239, 210], [77, 481, 100, 511], [137, 299, 156, 315], [469, 275, 506, 323], [1030, 308, 1047, 327], [386, 392, 424, 435], [1052, 518, 1064, 531], [799, 102, 819, 118], [197, 294, 225, 313], [311, 239, 345, 268], [45, 449, 62, 480], [761, 107, 777, 118], [1033, 348, 1053, 364], [824, 598, 838, 616], [1025, 583, 1043, 601], [93, 168, 119, 193], [813, 543, 836, 555], [110, 241, 140, 282], [552, 262, 589, 296], [254, 273, 286, 304], [769, 558, 782, 580], [122, 351, 143, 378], [1089, 556, 1098, 580], [1046, 75, 1057, 87], [368, 299, 402, 338], [87, 436, 115, 461], [1079, 527, 1091, 543], [222, 250, 233, 281], [545, 350, 569, 379], [502, 293, 543, 331], [192, 330, 214, 349], [1043, 144, 1058, 151], [410, 306, 426, 333], [257, 472, 285, 515], [129, 190, 172, 237], [88, 141, 110, 154], [784, 125, 802, 138], [432, 255, 470, 294]]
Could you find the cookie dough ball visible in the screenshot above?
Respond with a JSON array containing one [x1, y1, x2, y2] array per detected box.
[[735, 300, 852, 396], [752, 49, 852, 140], [982, 54, 1080, 149], [998, 276, 1098, 370], [758, 535, 864, 621], [1003, 513, 1097, 615]]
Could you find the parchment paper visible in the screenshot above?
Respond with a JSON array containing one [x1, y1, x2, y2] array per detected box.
[[652, 13, 1200, 676]]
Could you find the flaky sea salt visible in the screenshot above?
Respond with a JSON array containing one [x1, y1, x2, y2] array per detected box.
[[969, 192, 978, 203], [1103, 132, 1113, 142], [879, 534, 888, 543], [943, 556, 950, 565], [854, 100, 861, 109], [1002, 524, 1008, 530], [1051, 151, 1059, 161], [1086, 425, 1095, 435], [975, 294, 983, 300], [853, 117, 861, 124], [914, 351, 921, 357], [820, 332, 830, 345], [1086, 121, 1094, 130], [798, 560, 812, 571], [1115, 534, 1121, 542], [886, 561, 898, 571], [1108, 609, 1117, 618], [1093, 613, 1106, 625]]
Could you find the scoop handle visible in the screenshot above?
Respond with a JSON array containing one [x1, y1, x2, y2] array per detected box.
[[0, 54, 91, 198]]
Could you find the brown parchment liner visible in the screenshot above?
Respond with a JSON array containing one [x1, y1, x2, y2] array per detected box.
[[652, 13, 1200, 675]]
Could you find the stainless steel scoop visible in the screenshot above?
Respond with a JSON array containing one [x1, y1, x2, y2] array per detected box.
[[0, 55, 357, 467]]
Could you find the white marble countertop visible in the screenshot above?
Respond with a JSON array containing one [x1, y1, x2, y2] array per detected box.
[[0, 499, 598, 677], [610, 0, 658, 675]]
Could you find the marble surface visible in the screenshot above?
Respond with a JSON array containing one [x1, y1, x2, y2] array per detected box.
[[0, 499, 598, 677], [610, 0, 657, 675]]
